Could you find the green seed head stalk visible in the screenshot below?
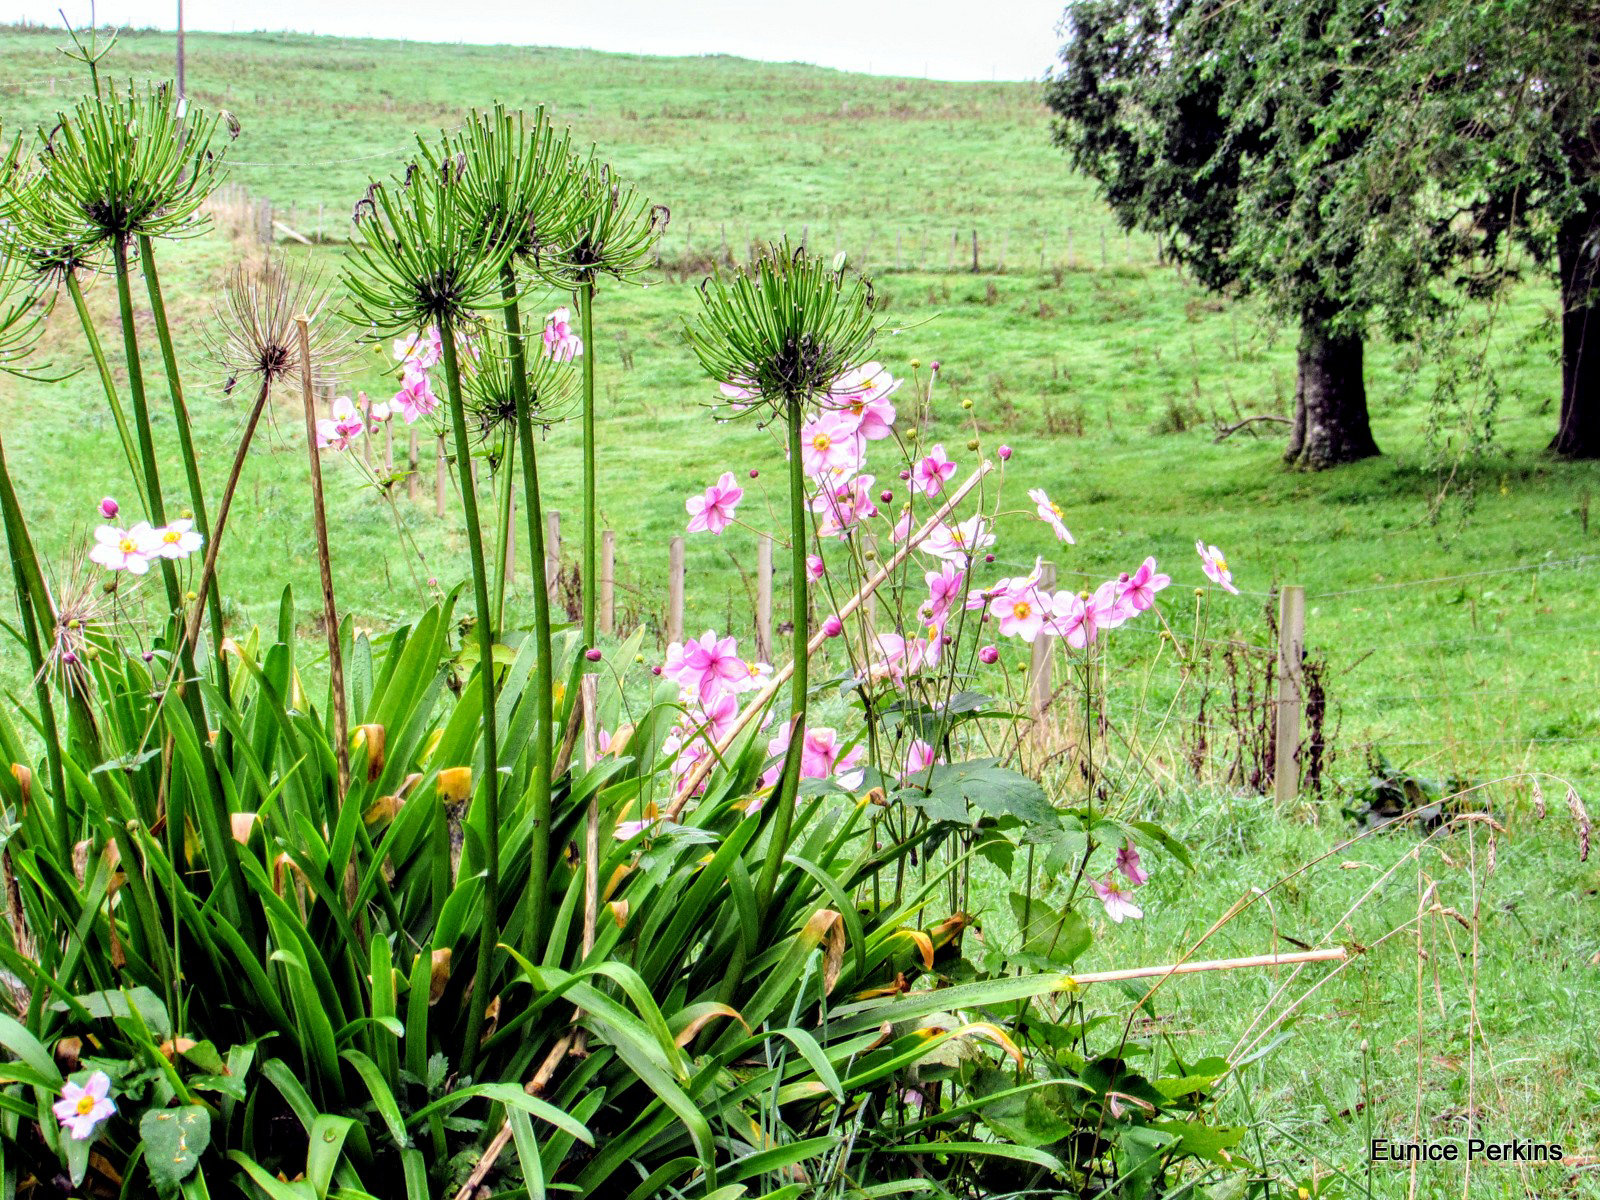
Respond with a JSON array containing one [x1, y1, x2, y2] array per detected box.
[[687, 240, 878, 906]]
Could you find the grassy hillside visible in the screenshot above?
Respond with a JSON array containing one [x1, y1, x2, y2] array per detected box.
[[0, 24, 1596, 789], [1, 27, 1598, 1191]]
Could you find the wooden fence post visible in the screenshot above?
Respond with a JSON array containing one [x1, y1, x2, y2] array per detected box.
[[435, 434, 447, 518], [1028, 563, 1058, 723], [755, 533, 773, 663], [667, 537, 685, 645], [600, 529, 616, 636], [970, 228, 979, 273], [1274, 584, 1306, 807], [545, 510, 561, 602]]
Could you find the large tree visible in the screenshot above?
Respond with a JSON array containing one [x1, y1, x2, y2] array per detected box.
[[1321, 0, 1600, 458], [1046, 0, 1408, 468]]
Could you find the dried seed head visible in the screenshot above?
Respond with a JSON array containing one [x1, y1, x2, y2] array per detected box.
[[1568, 786, 1591, 862]]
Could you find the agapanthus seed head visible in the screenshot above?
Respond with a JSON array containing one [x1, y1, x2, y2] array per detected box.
[[687, 238, 878, 417], [207, 255, 354, 397]]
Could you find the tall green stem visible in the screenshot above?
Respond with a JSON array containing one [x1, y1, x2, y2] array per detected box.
[[65, 271, 145, 511], [0, 430, 69, 856], [139, 236, 230, 689], [442, 321, 501, 1071], [490, 437, 515, 631], [112, 236, 250, 935], [111, 237, 182, 616], [502, 269, 554, 957], [754, 399, 811, 911], [577, 278, 597, 648]]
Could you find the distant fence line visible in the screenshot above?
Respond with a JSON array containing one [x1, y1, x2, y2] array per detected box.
[[204, 183, 1170, 275]]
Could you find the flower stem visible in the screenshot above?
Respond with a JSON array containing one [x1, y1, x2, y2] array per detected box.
[[442, 319, 501, 1072], [754, 397, 811, 911], [491, 436, 514, 632], [65, 270, 145, 512], [502, 268, 554, 957], [111, 237, 182, 616], [578, 277, 597, 648], [294, 320, 349, 795]]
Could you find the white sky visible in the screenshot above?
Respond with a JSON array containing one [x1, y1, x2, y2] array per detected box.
[[0, 1, 1066, 80]]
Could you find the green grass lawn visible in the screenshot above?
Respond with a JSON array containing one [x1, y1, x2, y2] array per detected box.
[[1, 23, 1598, 1195]]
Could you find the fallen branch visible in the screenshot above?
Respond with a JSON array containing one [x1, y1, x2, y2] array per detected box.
[[665, 459, 995, 818], [1065, 946, 1346, 987], [1212, 413, 1291, 443], [272, 219, 313, 246], [450, 1030, 576, 1200]]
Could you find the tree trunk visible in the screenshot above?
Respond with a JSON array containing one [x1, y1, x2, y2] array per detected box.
[[1283, 305, 1379, 470], [1551, 194, 1600, 458]]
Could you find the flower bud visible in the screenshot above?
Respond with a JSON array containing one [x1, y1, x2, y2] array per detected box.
[[930, 360, 941, 372], [879, 489, 893, 503], [748, 468, 759, 478], [822, 615, 844, 638], [984, 553, 995, 563], [98, 496, 118, 519], [978, 645, 999, 664], [966, 439, 980, 451], [585, 647, 602, 662], [961, 399, 973, 410], [997, 444, 1012, 461], [899, 469, 911, 481]]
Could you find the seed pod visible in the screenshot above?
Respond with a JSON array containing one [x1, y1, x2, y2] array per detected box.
[[353, 724, 387, 781], [8, 764, 31, 810], [428, 948, 452, 1005], [1569, 786, 1591, 862], [1531, 778, 1546, 819]]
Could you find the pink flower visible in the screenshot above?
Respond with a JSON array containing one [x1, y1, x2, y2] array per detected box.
[[542, 307, 583, 362], [997, 444, 1012, 461], [663, 630, 748, 703], [1196, 541, 1239, 595], [1087, 579, 1131, 631], [391, 367, 440, 424], [1027, 488, 1074, 544], [1116, 841, 1149, 886], [912, 444, 957, 497], [614, 814, 664, 841], [90, 522, 158, 574], [392, 327, 443, 369], [687, 688, 741, 743], [806, 554, 826, 582], [989, 579, 1051, 642], [1119, 557, 1170, 613], [861, 632, 910, 685], [686, 472, 744, 535], [53, 1071, 115, 1141], [1091, 877, 1144, 923], [812, 473, 878, 538], [798, 413, 864, 478], [316, 396, 366, 450], [822, 614, 844, 638], [890, 507, 913, 543], [149, 519, 203, 560], [900, 738, 937, 782], [925, 515, 994, 564], [1044, 590, 1096, 649], [827, 362, 899, 440], [921, 563, 966, 625], [98, 496, 118, 519], [800, 726, 866, 789]]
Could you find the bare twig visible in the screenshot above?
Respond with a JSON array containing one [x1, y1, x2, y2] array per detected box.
[[1213, 413, 1291, 443]]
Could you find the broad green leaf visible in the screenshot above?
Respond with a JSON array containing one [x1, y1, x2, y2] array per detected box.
[[140, 1105, 211, 1189]]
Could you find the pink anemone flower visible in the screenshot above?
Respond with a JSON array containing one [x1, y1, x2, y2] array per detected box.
[[798, 413, 864, 478], [150, 519, 203, 560], [542, 307, 583, 361], [911, 444, 957, 497], [1196, 541, 1240, 594], [316, 397, 366, 450], [686, 472, 744, 535], [53, 1072, 116, 1141], [1116, 841, 1149, 886], [90, 523, 157, 574], [1091, 877, 1144, 923], [1118, 557, 1170, 613], [1027, 487, 1075, 544], [663, 630, 748, 703]]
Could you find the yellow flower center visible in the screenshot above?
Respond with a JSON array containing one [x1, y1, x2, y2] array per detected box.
[[1215, 556, 1227, 572], [1051, 503, 1063, 517], [950, 529, 965, 544], [1013, 602, 1031, 619], [76, 1095, 95, 1115], [118, 538, 137, 554], [849, 399, 864, 415], [812, 433, 831, 452], [924, 625, 939, 643], [163, 530, 182, 544], [745, 661, 761, 676]]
